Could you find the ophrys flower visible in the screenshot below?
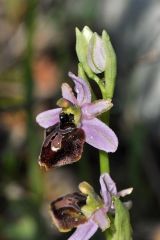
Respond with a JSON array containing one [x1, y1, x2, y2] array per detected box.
[[36, 72, 118, 169], [50, 173, 133, 240]]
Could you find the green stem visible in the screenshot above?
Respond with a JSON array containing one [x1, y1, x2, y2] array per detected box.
[[99, 151, 110, 173], [83, 65, 107, 99], [93, 75, 107, 99], [98, 45, 117, 175], [99, 111, 110, 174], [83, 66, 115, 175], [98, 111, 110, 175], [78, 65, 111, 177]]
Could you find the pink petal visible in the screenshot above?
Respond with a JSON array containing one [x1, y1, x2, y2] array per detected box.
[[93, 209, 110, 231], [82, 118, 118, 152], [36, 108, 61, 128], [82, 99, 113, 119], [61, 83, 77, 104], [100, 173, 117, 208], [68, 220, 98, 240], [68, 72, 91, 105]]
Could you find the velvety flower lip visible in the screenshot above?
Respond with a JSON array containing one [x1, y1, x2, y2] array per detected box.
[[36, 72, 118, 153], [68, 173, 133, 240]]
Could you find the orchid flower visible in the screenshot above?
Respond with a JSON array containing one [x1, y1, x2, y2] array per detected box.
[[68, 173, 133, 240], [36, 72, 118, 153], [50, 173, 133, 240]]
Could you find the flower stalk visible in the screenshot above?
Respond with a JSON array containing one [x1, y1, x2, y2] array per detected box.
[[76, 27, 117, 175], [99, 150, 110, 173]]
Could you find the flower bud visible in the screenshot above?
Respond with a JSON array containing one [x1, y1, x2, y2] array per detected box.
[[87, 33, 106, 74], [76, 26, 114, 75]]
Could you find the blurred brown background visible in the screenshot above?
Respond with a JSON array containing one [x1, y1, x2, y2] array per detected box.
[[0, 0, 160, 239]]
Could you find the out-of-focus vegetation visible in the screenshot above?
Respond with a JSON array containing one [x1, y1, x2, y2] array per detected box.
[[0, 0, 160, 239]]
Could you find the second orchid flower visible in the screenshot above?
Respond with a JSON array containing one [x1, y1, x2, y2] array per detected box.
[[50, 173, 133, 240]]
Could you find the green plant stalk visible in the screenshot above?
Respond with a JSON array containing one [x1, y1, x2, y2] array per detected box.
[[99, 150, 110, 173], [76, 29, 117, 173], [81, 65, 116, 174], [99, 110, 110, 174], [83, 65, 107, 99], [100, 36, 117, 238], [78, 64, 111, 174], [99, 34, 117, 174], [99, 114, 112, 238]]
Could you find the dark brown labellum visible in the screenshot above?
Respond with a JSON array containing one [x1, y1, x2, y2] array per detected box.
[[50, 192, 87, 232], [38, 112, 85, 169]]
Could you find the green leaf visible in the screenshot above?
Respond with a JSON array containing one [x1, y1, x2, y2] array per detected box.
[[107, 198, 132, 240]]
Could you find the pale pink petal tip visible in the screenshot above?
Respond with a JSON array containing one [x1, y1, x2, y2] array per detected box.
[[61, 83, 77, 104], [68, 72, 91, 105], [82, 99, 113, 119]]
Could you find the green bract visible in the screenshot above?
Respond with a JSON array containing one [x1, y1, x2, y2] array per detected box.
[[107, 197, 132, 240]]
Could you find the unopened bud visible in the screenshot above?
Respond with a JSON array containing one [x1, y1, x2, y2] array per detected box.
[[87, 33, 106, 74]]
